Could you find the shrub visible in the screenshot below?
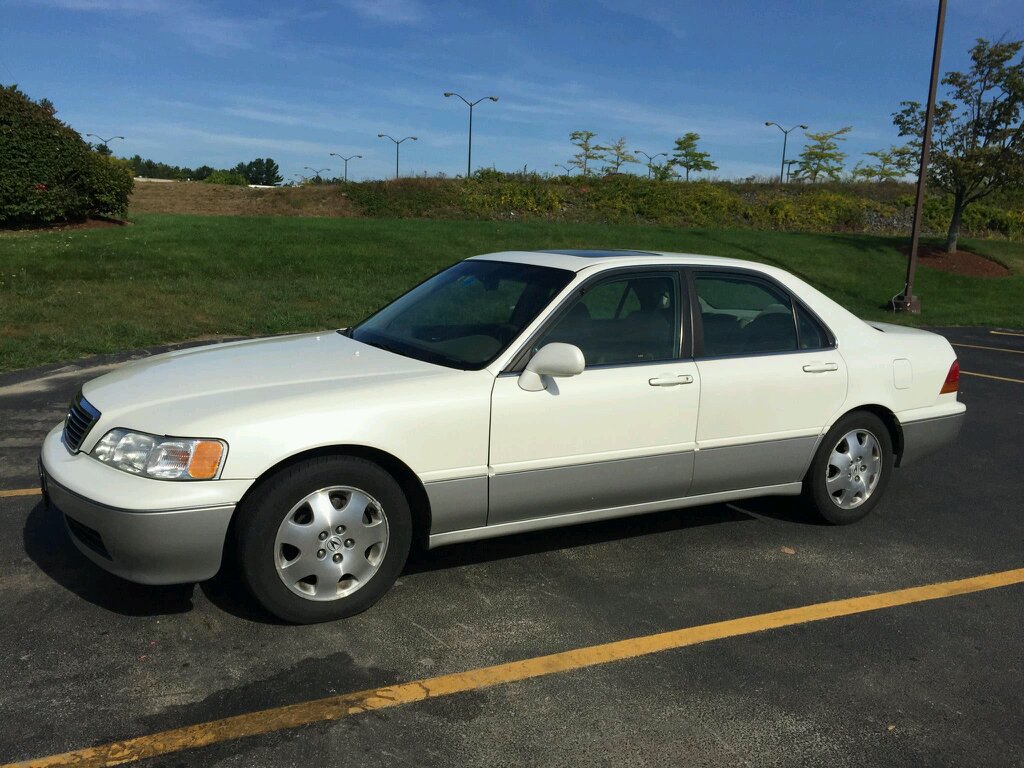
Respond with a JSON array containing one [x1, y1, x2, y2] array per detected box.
[[0, 84, 133, 226], [203, 170, 248, 186]]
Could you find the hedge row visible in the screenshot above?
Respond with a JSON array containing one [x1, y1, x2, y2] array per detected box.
[[339, 175, 1024, 240]]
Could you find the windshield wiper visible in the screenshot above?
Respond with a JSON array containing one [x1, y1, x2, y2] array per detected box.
[[360, 338, 404, 356]]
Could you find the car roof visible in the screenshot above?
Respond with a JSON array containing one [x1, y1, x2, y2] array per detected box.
[[469, 249, 769, 273]]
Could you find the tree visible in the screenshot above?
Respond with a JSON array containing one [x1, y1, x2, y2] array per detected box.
[[894, 38, 1024, 253], [793, 126, 852, 182], [245, 157, 283, 186], [204, 170, 248, 185], [650, 161, 675, 181], [568, 130, 603, 176], [851, 145, 917, 181], [669, 132, 718, 180], [599, 137, 637, 173], [0, 85, 132, 226]]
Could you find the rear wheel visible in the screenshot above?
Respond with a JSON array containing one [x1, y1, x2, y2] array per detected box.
[[804, 411, 894, 525], [236, 456, 411, 623]]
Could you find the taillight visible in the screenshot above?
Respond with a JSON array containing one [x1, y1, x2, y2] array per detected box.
[[940, 359, 959, 394]]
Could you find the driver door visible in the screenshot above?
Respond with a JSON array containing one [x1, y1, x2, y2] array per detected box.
[[488, 271, 700, 526]]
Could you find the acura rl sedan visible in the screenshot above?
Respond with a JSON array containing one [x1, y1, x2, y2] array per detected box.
[[40, 249, 965, 622]]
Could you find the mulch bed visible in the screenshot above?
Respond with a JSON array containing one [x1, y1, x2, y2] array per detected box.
[[0, 216, 129, 233], [898, 244, 1011, 278]]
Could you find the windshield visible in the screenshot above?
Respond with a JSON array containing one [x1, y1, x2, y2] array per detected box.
[[348, 260, 574, 369]]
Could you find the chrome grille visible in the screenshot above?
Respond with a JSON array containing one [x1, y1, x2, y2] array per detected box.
[[63, 392, 100, 453]]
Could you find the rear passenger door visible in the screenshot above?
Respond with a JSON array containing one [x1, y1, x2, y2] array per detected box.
[[689, 269, 847, 495]]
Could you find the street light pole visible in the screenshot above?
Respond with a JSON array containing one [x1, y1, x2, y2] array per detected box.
[[635, 150, 667, 179], [764, 122, 808, 183], [555, 164, 574, 175], [330, 153, 363, 183], [377, 134, 417, 180], [443, 92, 499, 178], [85, 133, 124, 152], [303, 166, 330, 181], [896, 0, 947, 315]]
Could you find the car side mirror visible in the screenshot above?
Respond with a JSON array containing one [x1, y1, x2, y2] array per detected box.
[[518, 343, 586, 392]]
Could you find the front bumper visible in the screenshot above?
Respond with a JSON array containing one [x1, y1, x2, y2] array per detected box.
[[40, 425, 245, 585], [899, 409, 966, 467]]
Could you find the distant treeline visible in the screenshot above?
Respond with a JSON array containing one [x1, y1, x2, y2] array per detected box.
[[127, 156, 282, 186]]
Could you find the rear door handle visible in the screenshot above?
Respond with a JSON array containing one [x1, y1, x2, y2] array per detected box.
[[802, 362, 839, 373], [649, 374, 694, 387]]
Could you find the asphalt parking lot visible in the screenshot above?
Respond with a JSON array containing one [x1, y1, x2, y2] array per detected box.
[[1, 327, 1022, 768]]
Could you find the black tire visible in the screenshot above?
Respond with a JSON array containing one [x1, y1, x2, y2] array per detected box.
[[804, 411, 894, 525], [236, 456, 412, 623]]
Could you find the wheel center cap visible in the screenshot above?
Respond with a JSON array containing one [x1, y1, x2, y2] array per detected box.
[[326, 536, 343, 552]]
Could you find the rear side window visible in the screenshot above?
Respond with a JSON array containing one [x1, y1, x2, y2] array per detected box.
[[695, 274, 797, 356], [796, 304, 832, 350]]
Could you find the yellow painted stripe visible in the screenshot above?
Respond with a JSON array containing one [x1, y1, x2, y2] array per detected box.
[[0, 488, 40, 499], [6, 567, 1024, 768], [961, 370, 1024, 384], [990, 330, 1024, 338], [952, 342, 1024, 355]]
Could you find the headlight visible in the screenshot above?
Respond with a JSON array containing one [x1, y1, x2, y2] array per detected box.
[[91, 429, 227, 480]]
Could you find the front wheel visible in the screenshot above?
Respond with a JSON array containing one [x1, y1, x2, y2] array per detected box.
[[804, 412, 894, 525], [236, 456, 412, 623]]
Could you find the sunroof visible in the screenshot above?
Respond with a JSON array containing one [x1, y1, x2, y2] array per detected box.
[[535, 249, 659, 258]]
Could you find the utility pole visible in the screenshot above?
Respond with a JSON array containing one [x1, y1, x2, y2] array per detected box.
[[443, 92, 499, 178], [635, 150, 667, 179], [765, 122, 808, 183], [330, 153, 362, 182], [377, 134, 417, 180], [895, 0, 947, 315]]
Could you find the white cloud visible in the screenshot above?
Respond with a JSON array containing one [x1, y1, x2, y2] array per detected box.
[[339, 0, 426, 25], [30, 0, 280, 51]]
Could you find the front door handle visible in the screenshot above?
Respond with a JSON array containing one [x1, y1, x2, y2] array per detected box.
[[649, 374, 694, 387], [802, 362, 839, 373]]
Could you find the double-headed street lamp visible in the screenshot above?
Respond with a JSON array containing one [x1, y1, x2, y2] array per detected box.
[[329, 153, 362, 183], [85, 133, 124, 152], [377, 134, 417, 179], [304, 166, 329, 181], [555, 164, 575, 175], [443, 92, 498, 178], [635, 150, 667, 179], [764, 122, 807, 184]]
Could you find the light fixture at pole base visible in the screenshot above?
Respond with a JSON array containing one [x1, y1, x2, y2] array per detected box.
[[892, 293, 922, 314]]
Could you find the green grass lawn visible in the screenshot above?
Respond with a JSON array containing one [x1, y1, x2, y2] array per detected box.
[[1, 214, 1022, 372]]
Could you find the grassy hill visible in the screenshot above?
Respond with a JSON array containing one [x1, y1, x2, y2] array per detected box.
[[129, 175, 1024, 242]]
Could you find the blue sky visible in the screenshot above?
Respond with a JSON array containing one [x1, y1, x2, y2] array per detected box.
[[2, 0, 1022, 181]]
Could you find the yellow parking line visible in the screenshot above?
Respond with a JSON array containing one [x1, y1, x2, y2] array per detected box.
[[990, 330, 1024, 338], [952, 342, 1024, 355], [0, 488, 40, 499], [962, 370, 1024, 384], [6, 567, 1024, 768]]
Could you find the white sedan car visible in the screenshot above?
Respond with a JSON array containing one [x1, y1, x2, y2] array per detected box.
[[40, 249, 965, 622]]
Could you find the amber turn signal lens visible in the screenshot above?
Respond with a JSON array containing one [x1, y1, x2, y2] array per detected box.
[[188, 440, 224, 479], [939, 359, 960, 394]]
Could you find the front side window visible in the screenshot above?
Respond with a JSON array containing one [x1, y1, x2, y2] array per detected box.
[[350, 260, 573, 369], [534, 274, 680, 367], [695, 273, 797, 356]]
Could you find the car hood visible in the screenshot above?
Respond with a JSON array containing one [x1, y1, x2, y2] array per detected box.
[[82, 332, 443, 426]]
